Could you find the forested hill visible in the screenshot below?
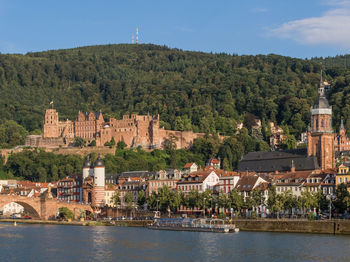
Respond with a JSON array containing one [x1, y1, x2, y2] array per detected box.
[[0, 44, 349, 137]]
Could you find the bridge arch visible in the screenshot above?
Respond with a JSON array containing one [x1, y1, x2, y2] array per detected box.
[[0, 201, 40, 219]]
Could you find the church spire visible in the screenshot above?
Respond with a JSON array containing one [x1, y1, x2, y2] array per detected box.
[[340, 117, 345, 130], [318, 70, 326, 98]]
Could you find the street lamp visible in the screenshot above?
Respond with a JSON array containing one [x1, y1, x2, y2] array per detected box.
[[203, 197, 206, 218], [326, 194, 335, 220], [116, 201, 120, 219], [156, 200, 160, 212]]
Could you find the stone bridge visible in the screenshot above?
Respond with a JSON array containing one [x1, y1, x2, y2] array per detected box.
[[0, 194, 93, 220]]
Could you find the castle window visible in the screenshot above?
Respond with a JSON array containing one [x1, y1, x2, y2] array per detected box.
[[321, 120, 324, 127]]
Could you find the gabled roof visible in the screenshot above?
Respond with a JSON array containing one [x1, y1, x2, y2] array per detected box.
[[235, 175, 260, 192], [184, 163, 195, 168], [177, 170, 218, 184], [237, 149, 320, 173], [118, 171, 154, 178], [208, 158, 220, 164]]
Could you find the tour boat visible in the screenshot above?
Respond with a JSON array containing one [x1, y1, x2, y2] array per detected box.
[[148, 218, 239, 233]]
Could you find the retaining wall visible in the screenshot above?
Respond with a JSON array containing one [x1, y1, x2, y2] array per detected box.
[[234, 219, 350, 235]]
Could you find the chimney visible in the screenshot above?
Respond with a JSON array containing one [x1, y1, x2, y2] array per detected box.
[[291, 160, 295, 172]]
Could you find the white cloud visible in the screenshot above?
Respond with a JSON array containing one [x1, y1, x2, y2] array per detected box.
[[270, 0, 350, 49]]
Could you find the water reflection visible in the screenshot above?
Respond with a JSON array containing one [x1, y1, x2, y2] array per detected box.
[[0, 224, 350, 262]]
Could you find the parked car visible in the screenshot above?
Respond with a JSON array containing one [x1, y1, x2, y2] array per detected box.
[[10, 213, 21, 219], [22, 215, 32, 219]]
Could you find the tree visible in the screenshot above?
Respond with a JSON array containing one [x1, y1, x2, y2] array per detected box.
[[117, 140, 127, 150], [137, 190, 146, 208], [334, 183, 350, 214], [218, 191, 229, 209], [229, 189, 244, 214], [187, 190, 201, 211], [162, 135, 178, 154], [104, 137, 116, 148], [0, 120, 28, 148], [88, 140, 96, 147], [37, 167, 47, 182], [58, 207, 74, 220], [281, 190, 297, 215], [298, 191, 318, 215], [124, 192, 134, 209], [267, 186, 283, 218], [112, 191, 121, 206], [74, 137, 85, 148], [251, 189, 265, 214]]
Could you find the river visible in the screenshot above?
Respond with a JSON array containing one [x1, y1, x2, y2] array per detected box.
[[0, 223, 349, 262]]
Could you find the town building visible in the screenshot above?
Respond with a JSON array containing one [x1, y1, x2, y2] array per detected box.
[[211, 169, 241, 194], [335, 119, 350, 152], [269, 122, 286, 149], [177, 170, 220, 194], [336, 163, 350, 192], [57, 174, 83, 202], [235, 174, 268, 201], [273, 169, 335, 197], [0, 202, 24, 215], [104, 185, 117, 207], [56, 155, 106, 207], [117, 179, 147, 207], [206, 158, 221, 169], [147, 169, 182, 196], [183, 163, 198, 174]]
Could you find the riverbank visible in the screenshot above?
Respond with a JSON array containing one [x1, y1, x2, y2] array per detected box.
[[0, 218, 151, 227], [2, 218, 350, 235], [234, 219, 350, 235]]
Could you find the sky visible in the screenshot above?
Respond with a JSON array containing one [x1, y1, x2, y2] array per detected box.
[[0, 0, 350, 58]]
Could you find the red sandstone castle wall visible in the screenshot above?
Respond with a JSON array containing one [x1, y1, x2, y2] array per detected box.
[[159, 129, 205, 149], [42, 109, 205, 149]]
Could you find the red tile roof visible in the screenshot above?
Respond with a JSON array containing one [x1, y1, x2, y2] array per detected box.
[[184, 163, 195, 168]]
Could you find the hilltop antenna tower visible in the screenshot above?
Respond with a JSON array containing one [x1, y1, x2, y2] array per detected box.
[[132, 34, 134, 44], [136, 27, 139, 44]]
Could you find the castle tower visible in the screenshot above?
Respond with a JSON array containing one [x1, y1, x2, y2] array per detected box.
[[93, 154, 105, 207], [82, 155, 92, 180], [307, 77, 335, 170], [339, 118, 346, 136], [43, 109, 59, 138]]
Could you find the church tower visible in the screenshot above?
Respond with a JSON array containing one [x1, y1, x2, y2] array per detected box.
[[307, 76, 335, 170]]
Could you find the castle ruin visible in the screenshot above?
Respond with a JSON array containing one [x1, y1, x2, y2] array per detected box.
[[26, 109, 205, 149]]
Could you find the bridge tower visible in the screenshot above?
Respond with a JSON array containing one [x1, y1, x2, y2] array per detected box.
[[93, 155, 105, 207]]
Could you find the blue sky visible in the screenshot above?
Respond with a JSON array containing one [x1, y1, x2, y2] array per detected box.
[[0, 0, 349, 58]]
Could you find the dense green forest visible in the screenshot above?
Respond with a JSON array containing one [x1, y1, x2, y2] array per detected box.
[[1, 44, 350, 180], [1, 43, 350, 139], [0, 129, 268, 182]]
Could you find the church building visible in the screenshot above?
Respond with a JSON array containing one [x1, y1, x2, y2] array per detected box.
[[238, 77, 335, 172]]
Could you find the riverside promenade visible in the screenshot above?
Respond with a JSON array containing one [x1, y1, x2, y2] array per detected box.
[[2, 218, 350, 235]]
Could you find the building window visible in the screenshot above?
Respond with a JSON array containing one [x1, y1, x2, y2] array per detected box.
[[339, 177, 342, 183]]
